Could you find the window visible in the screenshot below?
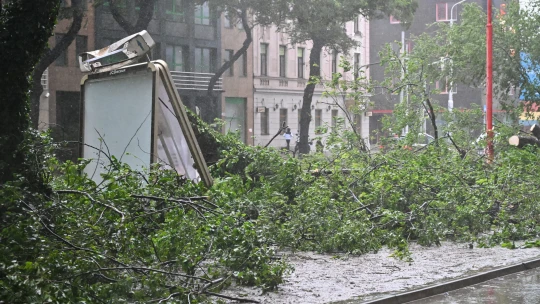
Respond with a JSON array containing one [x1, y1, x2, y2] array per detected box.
[[165, 0, 183, 21], [331, 109, 338, 129], [331, 51, 338, 74], [279, 45, 286, 78], [194, 2, 210, 25], [166, 0, 184, 15], [390, 15, 400, 24], [224, 12, 232, 28], [354, 53, 360, 79], [54, 91, 81, 163], [194, 47, 214, 73], [315, 109, 322, 128], [261, 107, 269, 135], [297, 47, 305, 79], [76, 35, 87, 57], [241, 50, 247, 76], [166, 45, 187, 71], [55, 34, 67, 66], [225, 49, 234, 76], [280, 109, 288, 130], [354, 16, 359, 33], [152, 42, 161, 60], [436, 3, 451, 22], [260, 43, 268, 76]]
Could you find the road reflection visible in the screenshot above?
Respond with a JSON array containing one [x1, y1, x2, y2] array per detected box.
[[409, 267, 540, 304]]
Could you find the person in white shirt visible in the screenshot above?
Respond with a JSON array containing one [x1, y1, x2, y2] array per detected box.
[[283, 128, 293, 150]]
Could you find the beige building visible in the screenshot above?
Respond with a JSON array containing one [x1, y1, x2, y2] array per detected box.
[[253, 17, 369, 147], [251, 18, 371, 150], [220, 14, 254, 145]]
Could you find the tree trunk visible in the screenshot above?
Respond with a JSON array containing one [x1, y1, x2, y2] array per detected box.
[[508, 135, 540, 148], [30, 0, 84, 128], [110, 0, 157, 35], [200, 9, 252, 125], [207, 9, 251, 97], [0, 0, 60, 184], [423, 96, 439, 144], [530, 124, 540, 140], [298, 41, 323, 154]]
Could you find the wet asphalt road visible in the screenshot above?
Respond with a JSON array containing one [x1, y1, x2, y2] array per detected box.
[[408, 267, 540, 304]]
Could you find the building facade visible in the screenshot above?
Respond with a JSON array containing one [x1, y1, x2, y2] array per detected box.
[[220, 14, 254, 145], [38, 0, 95, 161], [251, 17, 371, 150], [368, 0, 504, 144], [94, 0, 222, 118]]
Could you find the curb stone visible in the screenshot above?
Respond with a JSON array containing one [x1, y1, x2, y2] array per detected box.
[[359, 257, 540, 304]]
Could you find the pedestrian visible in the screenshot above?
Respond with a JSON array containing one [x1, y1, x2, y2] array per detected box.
[[284, 128, 293, 150]]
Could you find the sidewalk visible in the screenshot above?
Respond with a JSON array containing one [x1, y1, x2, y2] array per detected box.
[[222, 242, 540, 304]]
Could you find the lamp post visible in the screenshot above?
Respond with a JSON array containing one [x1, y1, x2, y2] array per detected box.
[[486, 0, 494, 161], [448, 0, 467, 112]]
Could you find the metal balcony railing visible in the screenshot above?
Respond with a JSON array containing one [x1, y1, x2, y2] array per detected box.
[[170, 71, 223, 91]]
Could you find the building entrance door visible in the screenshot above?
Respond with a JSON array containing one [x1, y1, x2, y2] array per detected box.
[[224, 97, 246, 143]]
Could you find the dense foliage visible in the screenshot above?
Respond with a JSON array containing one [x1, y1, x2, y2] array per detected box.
[[0, 135, 290, 302], [4, 1, 540, 302]]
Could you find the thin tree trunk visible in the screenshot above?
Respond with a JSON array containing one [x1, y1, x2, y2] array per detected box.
[[298, 41, 322, 154], [110, 0, 157, 35], [423, 96, 438, 143], [207, 9, 251, 97], [30, 0, 84, 128]]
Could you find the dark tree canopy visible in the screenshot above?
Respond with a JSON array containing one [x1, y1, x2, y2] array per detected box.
[[0, 0, 60, 184]]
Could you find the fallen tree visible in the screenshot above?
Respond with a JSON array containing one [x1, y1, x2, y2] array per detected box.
[[509, 124, 540, 148]]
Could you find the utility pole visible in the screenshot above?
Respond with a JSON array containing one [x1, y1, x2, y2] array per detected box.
[[486, 0, 494, 161], [448, 0, 468, 112], [400, 31, 409, 135]]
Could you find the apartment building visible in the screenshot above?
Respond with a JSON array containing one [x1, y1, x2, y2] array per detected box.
[[368, 0, 504, 144], [220, 14, 254, 145], [94, 0, 222, 119], [251, 17, 371, 150]]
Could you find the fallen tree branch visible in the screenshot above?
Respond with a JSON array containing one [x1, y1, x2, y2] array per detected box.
[[56, 189, 125, 221], [264, 122, 287, 148], [531, 124, 540, 140], [508, 135, 540, 148]]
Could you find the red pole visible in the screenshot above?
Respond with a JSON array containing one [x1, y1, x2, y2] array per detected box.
[[486, 0, 494, 161]]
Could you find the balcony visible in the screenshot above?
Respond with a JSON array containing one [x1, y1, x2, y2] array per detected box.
[[170, 71, 223, 91]]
